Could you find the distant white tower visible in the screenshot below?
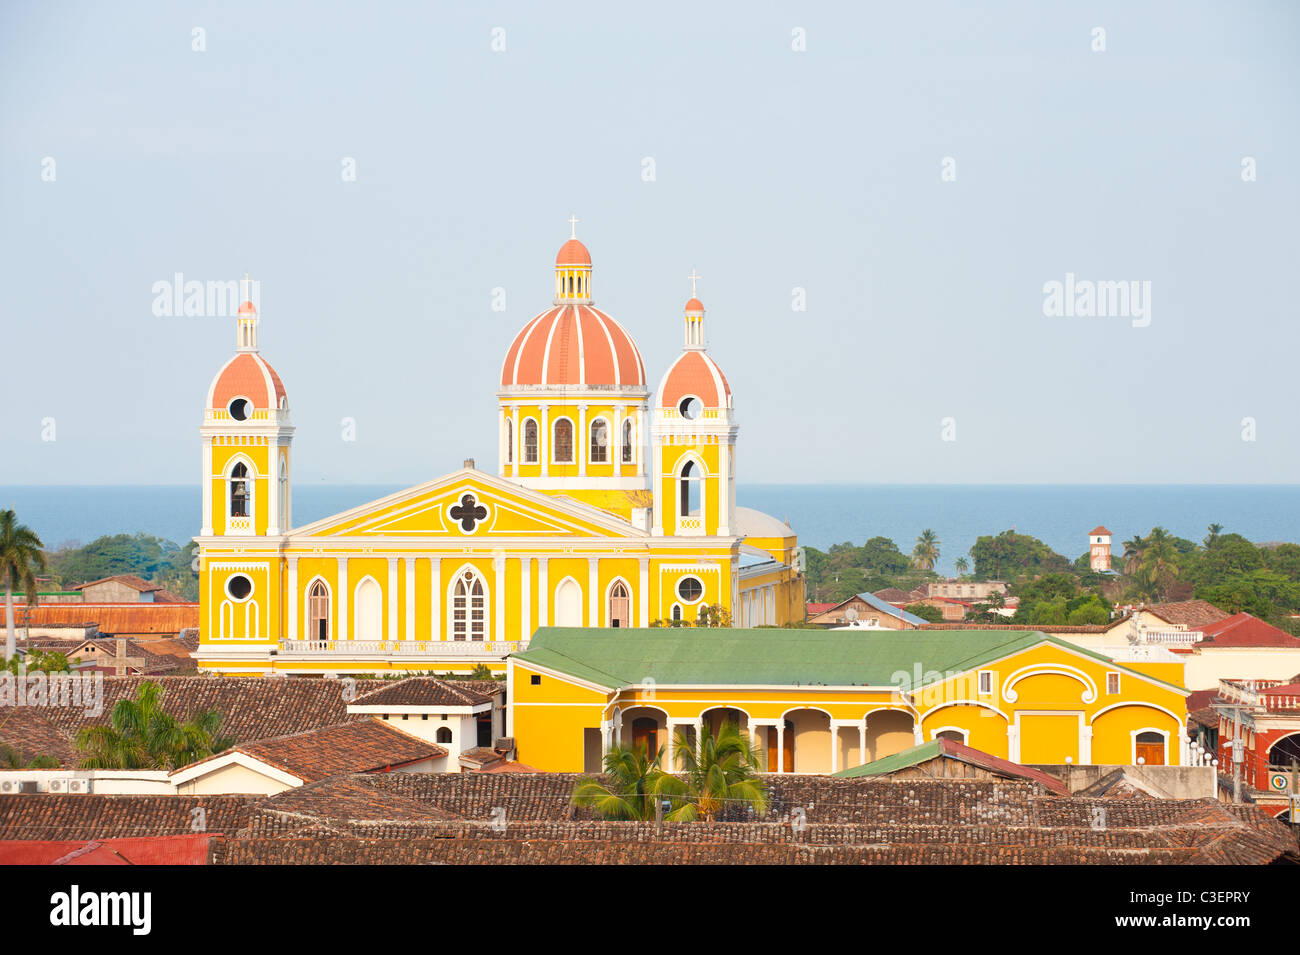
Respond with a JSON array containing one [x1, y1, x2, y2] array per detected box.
[[1089, 526, 1113, 572]]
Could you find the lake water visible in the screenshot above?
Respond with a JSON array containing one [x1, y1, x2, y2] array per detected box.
[[3, 483, 1296, 577]]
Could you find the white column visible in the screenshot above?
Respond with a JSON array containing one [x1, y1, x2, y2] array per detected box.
[[577, 403, 587, 475], [494, 554, 506, 642], [637, 407, 646, 472], [587, 557, 599, 627], [201, 441, 213, 536], [830, 723, 840, 774], [521, 557, 532, 641], [638, 558, 650, 629], [717, 442, 730, 536], [775, 720, 786, 774], [267, 451, 280, 536], [497, 407, 506, 474], [405, 558, 415, 641], [651, 441, 663, 535], [600, 720, 611, 754], [337, 556, 349, 642], [429, 557, 441, 641], [1081, 724, 1093, 764], [1007, 723, 1019, 763], [387, 557, 398, 642], [614, 403, 625, 470], [286, 556, 298, 641], [511, 405, 520, 476], [538, 558, 549, 628], [859, 719, 868, 766], [694, 718, 704, 757], [666, 721, 676, 770], [539, 406, 549, 478]]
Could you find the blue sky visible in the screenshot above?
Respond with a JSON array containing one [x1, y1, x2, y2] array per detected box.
[[1, 1, 1297, 485]]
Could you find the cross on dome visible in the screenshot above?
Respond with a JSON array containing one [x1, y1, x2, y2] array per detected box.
[[688, 268, 701, 297], [568, 214, 579, 239]]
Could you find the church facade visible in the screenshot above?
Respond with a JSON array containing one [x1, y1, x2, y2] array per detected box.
[[194, 230, 806, 675]]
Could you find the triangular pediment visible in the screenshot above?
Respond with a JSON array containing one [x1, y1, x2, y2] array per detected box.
[[289, 469, 643, 540]]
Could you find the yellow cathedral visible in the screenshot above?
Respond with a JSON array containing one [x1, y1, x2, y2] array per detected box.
[[195, 228, 806, 674]]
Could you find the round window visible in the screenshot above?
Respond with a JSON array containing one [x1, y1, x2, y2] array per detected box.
[[226, 574, 253, 601], [229, 398, 251, 421], [677, 576, 704, 603], [678, 396, 702, 420]]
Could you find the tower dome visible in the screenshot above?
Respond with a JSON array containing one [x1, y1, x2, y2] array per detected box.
[[500, 223, 645, 390], [205, 298, 288, 416], [654, 296, 731, 411]]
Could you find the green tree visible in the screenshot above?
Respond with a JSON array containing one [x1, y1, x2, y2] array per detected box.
[[0, 744, 60, 769], [571, 743, 666, 821], [0, 510, 45, 662], [954, 557, 969, 577], [75, 681, 232, 770], [905, 602, 945, 624], [1, 649, 69, 676], [657, 721, 769, 822], [911, 529, 941, 571], [1204, 523, 1224, 548]]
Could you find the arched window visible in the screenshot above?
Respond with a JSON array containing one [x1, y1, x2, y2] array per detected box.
[[608, 580, 630, 628], [452, 569, 487, 641], [670, 603, 683, 623], [679, 460, 700, 517], [621, 418, 634, 463], [935, 729, 966, 744], [553, 419, 574, 463], [308, 580, 329, 641], [554, 578, 582, 627], [505, 418, 513, 464], [230, 462, 250, 517], [436, 727, 453, 744], [354, 577, 382, 641], [590, 418, 608, 463], [523, 418, 538, 463]]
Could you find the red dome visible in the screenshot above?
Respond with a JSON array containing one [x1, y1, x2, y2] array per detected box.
[[556, 239, 592, 266], [685, 298, 704, 312], [207, 352, 287, 411], [237, 300, 257, 316], [501, 304, 645, 388], [655, 349, 731, 410]]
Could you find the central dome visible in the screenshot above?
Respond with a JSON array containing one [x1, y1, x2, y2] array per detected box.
[[501, 304, 645, 388]]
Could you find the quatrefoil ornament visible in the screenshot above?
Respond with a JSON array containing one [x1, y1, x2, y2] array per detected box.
[[449, 493, 488, 533]]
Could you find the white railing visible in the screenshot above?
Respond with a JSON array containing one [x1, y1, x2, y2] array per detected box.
[[1140, 628, 1203, 645], [677, 516, 703, 534], [1097, 644, 1181, 662], [279, 639, 525, 657]]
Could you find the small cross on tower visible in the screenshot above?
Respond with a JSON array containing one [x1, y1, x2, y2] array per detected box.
[[110, 638, 145, 677], [568, 214, 579, 239], [687, 268, 701, 297]]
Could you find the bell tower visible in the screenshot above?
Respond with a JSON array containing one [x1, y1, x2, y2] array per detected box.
[[651, 273, 737, 538]]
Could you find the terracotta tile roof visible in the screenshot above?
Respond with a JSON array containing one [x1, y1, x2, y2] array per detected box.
[[193, 719, 446, 784], [0, 833, 215, 865], [872, 588, 913, 603], [1089, 526, 1112, 536], [1145, 599, 1231, 629], [1196, 613, 1300, 648], [71, 638, 179, 675], [73, 575, 161, 593], [805, 602, 837, 615], [7, 604, 199, 636], [0, 794, 257, 841], [835, 738, 1071, 796], [24, 676, 359, 765], [0, 707, 80, 766], [250, 774, 464, 835], [350, 677, 503, 708]]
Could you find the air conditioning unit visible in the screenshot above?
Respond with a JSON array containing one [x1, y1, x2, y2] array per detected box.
[[67, 779, 88, 793], [1, 780, 13, 793], [48, 779, 62, 792]]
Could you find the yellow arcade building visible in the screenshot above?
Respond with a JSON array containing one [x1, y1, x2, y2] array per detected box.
[[508, 627, 1191, 774], [194, 230, 806, 675]]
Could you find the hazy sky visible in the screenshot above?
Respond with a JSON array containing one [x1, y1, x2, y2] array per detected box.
[[2, 1, 1297, 485]]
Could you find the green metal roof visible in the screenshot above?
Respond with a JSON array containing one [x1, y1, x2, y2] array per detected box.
[[512, 626, 1183, 692], [833, 740, 943, 778]]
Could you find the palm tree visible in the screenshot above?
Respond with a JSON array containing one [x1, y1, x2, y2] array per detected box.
[[1121, 534, 1147, 576], [571, 742, 664, 820], [1204, 523, 1224, 548], [657, 721, 769, 822], [954, 557, 969, 578], [76, 681, 231, 770], [1138, 527, 1180, 600], [911, 529, 941, 571], [0, 510, 45, 662]]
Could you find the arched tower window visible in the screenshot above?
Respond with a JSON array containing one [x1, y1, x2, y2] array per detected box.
[[553, 419, 574, 464], [308, 580, 329, 641], [523, 418, 539, 463], [452, 569, 487, 642], [608, 580, 630, 628], [505, 418, 513, 464], [622, 418, 633, 463], [590, 418, 608, 463], [679, 460, 700, 517], [230, 462, 250, 517], [436, 727, 453, 744]]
